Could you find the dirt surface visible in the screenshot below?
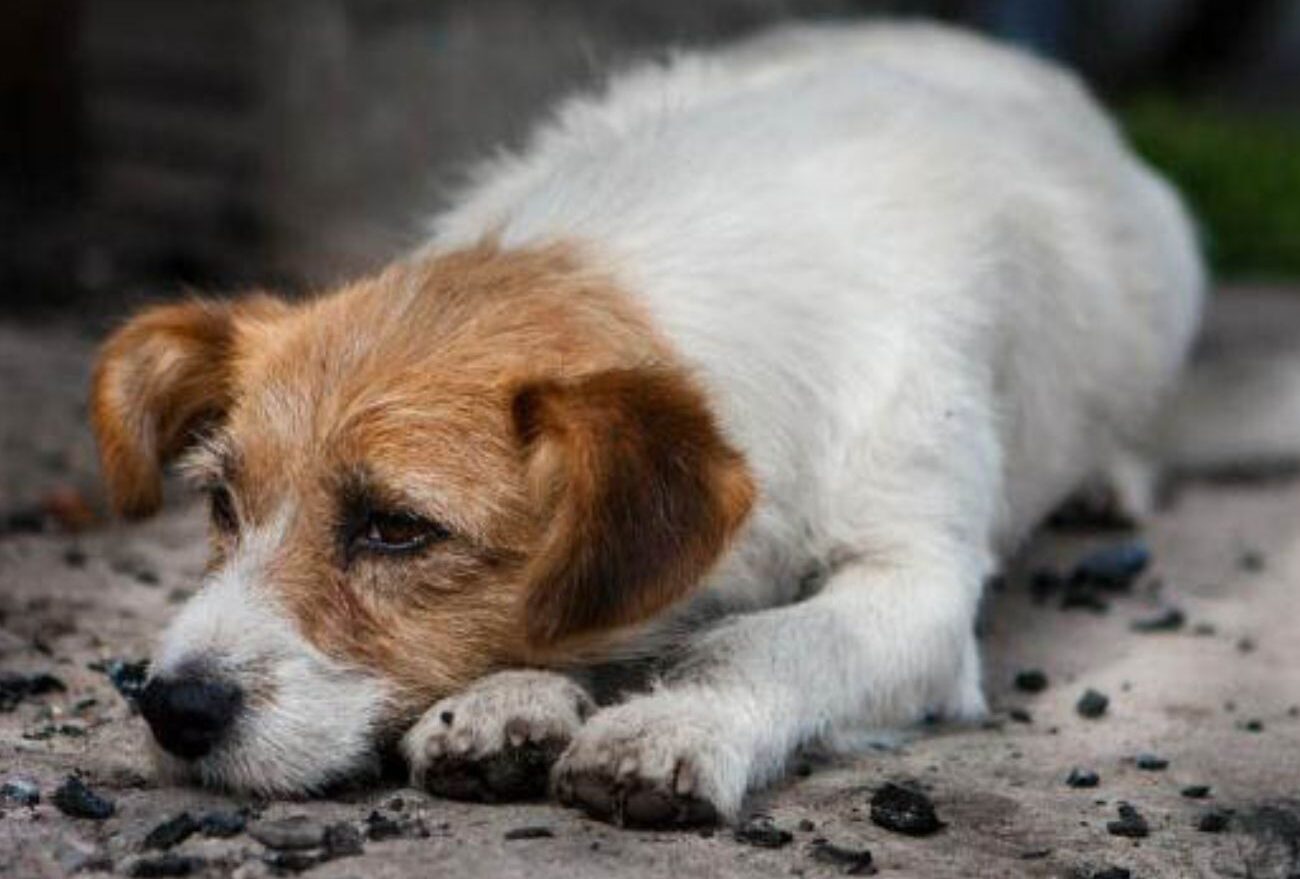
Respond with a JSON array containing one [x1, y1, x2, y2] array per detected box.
[[2, 293, 1299, 879]]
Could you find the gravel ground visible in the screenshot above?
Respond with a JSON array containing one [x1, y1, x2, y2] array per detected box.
[[2, 292, 1299, 879]]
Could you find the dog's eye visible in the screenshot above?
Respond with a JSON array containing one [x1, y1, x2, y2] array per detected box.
[[208, 486, 238, 533], [353, 511, 448, 555]]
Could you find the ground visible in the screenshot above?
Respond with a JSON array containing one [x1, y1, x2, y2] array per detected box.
[[1, 292, 1299, 879]]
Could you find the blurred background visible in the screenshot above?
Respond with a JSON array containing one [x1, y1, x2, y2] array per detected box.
[[2, 0, 1299, 324]]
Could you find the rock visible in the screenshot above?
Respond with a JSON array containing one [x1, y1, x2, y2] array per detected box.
[[143, 812, 199, 850], [1077, 689, 1109, 719], [869, 783, 944, 836], [797, 819, 816, 832], [1181, 785, 1211, 799], [51, 776, 115, 820], [0, 671, 66, 711], [1067, 768, 1100, 788], [365, 810, 403, 841], [1014, 670, 1049, 693], [1131, 607, 1186, 633], [1009, 708, 1033, 724], [733, 815, 793, 848], [1072, 542, 1150, 591], [127, 854, 205, 877], [1, 776, 40, 806], [1135, 753, 1168, 771], [1106, 803, 1149, 838], [199, 809, 248, 838], [808, 838, 876, 875], [88, 658, 149, 703], [262, 850, 320, 874], [249, 816, 325, 850], [1242, 718, 1265, 733], [322, 821, 364, 857], [504, 826, 555, 841], [1198, 808, 1232, 833], [1092, 869, 1132, 879]]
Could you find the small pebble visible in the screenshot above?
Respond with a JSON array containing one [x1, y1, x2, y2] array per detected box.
[[1106, 803, 1149, 838], [51, 776, 115, 820], [0, 671, 66, 711], [127, 854, 205, 877], [249, 816, 325, 850], [1073, 542, 1150, 590], [1131, 607, 1185, 633], [869, 783, 944, 836], [1243, 719, 1264, 733], [1077, 689, 1109, 719], [365, 810, 403, 841], [808, 838, 876, 875], [262, 851, 319, 874], [504, 826, 555, 841], [1238, 549, 1265, 572], [1181, 785, 1211, 799], [734, 815, 793, 848], [1, 777, 40, 806], [1237, 637, 1257, 654], [199, 810, 247, 838], [1014, 670, 1048, 693], [1067, 768, 1100, 788], [1197, 808, 1232, 833], [1192, 622, 1217, 636], [322, 821, 364, 857], [1009, 708, 1033, 724], [797, 819, 816, 832], [143, 812, 199, 850], [1135, 753, 1168, 771], [1092, 869, 1132, 879]]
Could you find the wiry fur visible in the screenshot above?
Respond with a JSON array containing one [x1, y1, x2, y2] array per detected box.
[[93, 22, 1217, 822]]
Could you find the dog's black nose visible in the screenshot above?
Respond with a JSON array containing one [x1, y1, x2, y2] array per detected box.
[[138, 674, 242, 760]]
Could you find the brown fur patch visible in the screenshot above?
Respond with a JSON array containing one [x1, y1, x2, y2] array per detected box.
[[92, 241, 755, 721]]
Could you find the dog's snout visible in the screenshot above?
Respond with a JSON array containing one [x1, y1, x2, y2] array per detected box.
[[139, 673, 243, 760]]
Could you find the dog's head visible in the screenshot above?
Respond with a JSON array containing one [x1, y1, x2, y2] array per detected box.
[[90, 244, 753, 794]]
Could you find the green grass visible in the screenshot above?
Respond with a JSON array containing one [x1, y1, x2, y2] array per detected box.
[[1121, 96, 1300, 281]]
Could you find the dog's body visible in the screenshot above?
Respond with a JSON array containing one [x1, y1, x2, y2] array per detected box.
[[91, 23, 1205, 824]]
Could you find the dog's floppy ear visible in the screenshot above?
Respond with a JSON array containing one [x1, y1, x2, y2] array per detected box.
[[90, 296, 282, 518], [511, 367, 755, 651]]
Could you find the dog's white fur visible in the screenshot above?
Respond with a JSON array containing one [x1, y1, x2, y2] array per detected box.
[[402, 22, 1203, 819]]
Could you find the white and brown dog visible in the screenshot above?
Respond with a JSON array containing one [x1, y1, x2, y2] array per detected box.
[[90, 23, 1211, 826]]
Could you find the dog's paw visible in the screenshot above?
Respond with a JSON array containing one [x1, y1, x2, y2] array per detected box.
[[553, 698, 744, 828], [402, 670, 593, 803]]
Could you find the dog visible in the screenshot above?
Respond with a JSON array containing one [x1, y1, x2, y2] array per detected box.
[[90, 22, 1212, 826]]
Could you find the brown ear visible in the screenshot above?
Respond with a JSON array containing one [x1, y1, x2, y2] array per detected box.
[[511, 367, 755, 651], [89, 296, 282, 518]]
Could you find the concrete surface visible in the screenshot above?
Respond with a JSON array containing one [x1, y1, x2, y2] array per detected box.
[[1, 292, 1299, 878]]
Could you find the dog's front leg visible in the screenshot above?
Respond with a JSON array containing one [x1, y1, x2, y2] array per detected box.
[[553, 542, 989, 827], [402, 669, 594, 802]]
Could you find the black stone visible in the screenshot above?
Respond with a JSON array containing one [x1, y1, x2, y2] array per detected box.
[[1092, 869, 1132, 879], [1014, 670, 1048, 693], [322, 821, 364, 857], [198, 809, 247, 838], [0, 777, 39, 806], [1198, 808, 1232, 833], [1106, 803, 1149, 838], [262, 851, 320, 874], [1067, 768, 1100, 788], [89, 657, 150, 703], [734, 815, 793, 848], [1181, 785, 1211, 799], [1077, 689, 1109, 719], [504, 826, 555, 841], [869, 783, 943, 836], [129, 854, 205, 877], [808, 838, 876, 875], [1135, 753, 1168, 771], [143, 812, 199, 850], [1072, 542, 1150, 591], [1009, 708, 1033, 724], [1131, 607, 1186, 633], [51, 776, 115, 820], [365, 810, 403, 841], [0, 672, 66, 711]]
